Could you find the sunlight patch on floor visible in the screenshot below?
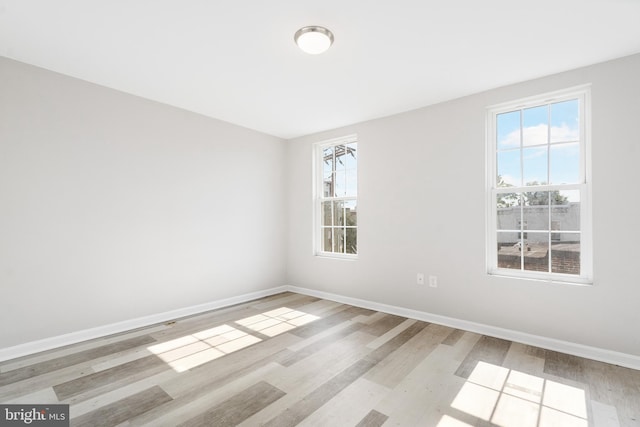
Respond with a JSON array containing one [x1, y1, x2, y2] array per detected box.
[[447, 361, 588, 427], [148, 307, 320, 372], [437, 415, 474, 427], [236, 307, 320, 337], [148, 325, 259, 372]]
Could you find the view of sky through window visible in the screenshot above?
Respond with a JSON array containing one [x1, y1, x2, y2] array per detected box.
[[496, 99, 580, 198]]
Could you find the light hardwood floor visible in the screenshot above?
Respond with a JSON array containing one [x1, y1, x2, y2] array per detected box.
[[1, 292, 639, 426]]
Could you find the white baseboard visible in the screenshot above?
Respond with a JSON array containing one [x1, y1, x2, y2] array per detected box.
[[0, 286, 288, 362], [3, 284, 639, 371], [288, 285, 640, 371]]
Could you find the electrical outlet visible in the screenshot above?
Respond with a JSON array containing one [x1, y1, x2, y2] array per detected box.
[[429, 275, 438, 288], [416, 273, 425, 285]]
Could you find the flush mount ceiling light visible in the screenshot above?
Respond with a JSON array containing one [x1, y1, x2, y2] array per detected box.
[[294, 26, 334, 55]]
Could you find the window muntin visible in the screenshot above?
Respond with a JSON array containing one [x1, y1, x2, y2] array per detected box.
[[316, 136, 357, 257], [488, 88, 591, 283]]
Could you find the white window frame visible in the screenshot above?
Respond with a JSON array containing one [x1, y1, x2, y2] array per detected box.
[[313, 134, 358, 259], [486, 86, 592, 284]]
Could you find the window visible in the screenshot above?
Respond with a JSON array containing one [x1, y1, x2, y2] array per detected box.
[[487, 87, 591, 283], [315, 135, 357, 257]]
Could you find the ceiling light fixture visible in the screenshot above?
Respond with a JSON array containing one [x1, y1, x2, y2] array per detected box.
[[294, 26, 334, 55]]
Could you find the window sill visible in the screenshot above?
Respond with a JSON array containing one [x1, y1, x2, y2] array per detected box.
[[488, 269, 592, 286], [315, 252, 358, 261]]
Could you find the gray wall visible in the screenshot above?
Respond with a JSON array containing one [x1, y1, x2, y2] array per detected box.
[[3, 53, 639, 358], [286, 54, 640, 357], [0, 57, 288, 348]]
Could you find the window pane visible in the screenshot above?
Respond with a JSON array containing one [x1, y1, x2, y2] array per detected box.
[[496, 192, 521, 209], [497, 193, 520, 230], [523, 146, 548, 185], [345, 200, 357, 226], [322, 202, 332, 226], [550, 99, 579, 143], [334, 228, 345, 253], [322, 147, 335, 197], [333, 201, 344, 226], [524, 192, 549, 230], [497, 111, 521, 150], [523, 232, 549, 273], [551, 191, 580, 232], [323, 172, 333, 197], [497, 150, 521, 187], [551, 234, 580, 275], [334, 145, 346, 172], [551, 220, 561, 241], [550, 143, 579, 184], [523, 105, 548, 147], [334, 171, 346, 197], [346, 228, 357, 254], [322, 147, 334, 171], [497, 237, 522, 270], [345, 168, 357, 197], [344, 143, 357, 169], [524, 190, 549, 206], [322, 228, 333, 252]]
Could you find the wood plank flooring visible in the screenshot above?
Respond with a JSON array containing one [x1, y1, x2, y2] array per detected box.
[[1, 292, 638, 426]]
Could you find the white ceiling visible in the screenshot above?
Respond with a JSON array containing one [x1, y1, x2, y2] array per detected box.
[[1, 1, 640, 139]]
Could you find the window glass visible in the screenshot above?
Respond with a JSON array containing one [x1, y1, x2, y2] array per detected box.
[[488, 89, 590, 282], [316, 136, 358, 257]]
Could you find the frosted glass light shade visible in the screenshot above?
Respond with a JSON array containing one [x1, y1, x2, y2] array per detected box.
[[294, 26, 334, 55]]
